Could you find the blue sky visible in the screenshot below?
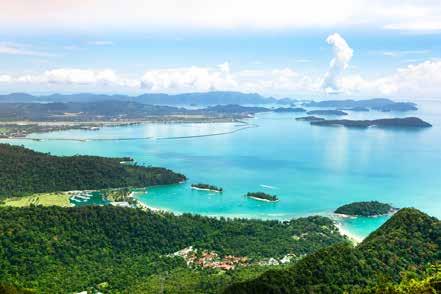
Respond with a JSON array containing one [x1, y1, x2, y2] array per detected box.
[[1, 0, 441, 99]]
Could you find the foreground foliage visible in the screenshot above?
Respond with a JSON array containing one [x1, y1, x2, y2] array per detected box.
[[225, 208, 441, 293], [0, 205, 344, 292]]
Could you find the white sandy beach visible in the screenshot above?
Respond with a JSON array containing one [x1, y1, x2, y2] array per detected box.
[[335, 222, 363, 244]]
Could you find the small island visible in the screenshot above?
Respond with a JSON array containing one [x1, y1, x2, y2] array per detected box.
[[306, 110, 348, 116], [335, 201, 398, 217], [340, 107, 370, 112], [295, 116, 325, 122], [310, 117, 432, 128], [246, 192, 279, 202], [372, 102, 417, 112], [273, 107, 306, 113], [191, 183, 223, 193]]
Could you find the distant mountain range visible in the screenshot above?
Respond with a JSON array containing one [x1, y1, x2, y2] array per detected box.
[[0, 92, 418, 112], [0, 91, 296, 105]]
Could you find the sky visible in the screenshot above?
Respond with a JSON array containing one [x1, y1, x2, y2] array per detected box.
[[0, 0, 440, 99]]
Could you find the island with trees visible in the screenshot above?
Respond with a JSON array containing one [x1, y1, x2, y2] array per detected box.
[[303, 98, 417, 112], [339, 106, 370, 112], [191, 183, 223, 192], [295, 116, 325, 122], [246, 192, 279, 202], [334, 201, 398, 217], [273, 107, 306, 113], [310, 117, 432, 128], [306, 110, 348, 116]]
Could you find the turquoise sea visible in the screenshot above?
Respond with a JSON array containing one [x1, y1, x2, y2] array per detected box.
[[2, 100, 441, 240]]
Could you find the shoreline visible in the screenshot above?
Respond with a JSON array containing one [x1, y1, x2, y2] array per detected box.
[[191, 187, 222, 193], [1, 120, 257, 142], [334, 211, 397, 218], [334, 222, 363, 244], [247, 196, 279, 203]]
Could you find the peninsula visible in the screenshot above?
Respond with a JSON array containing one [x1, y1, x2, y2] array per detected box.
[[335, 201, 398, 217], [246, 192, 279, 202], [191, 183, 223, 192], [0, 143, 186, 198]]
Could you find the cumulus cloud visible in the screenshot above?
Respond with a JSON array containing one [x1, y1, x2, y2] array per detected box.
[[2, 59, 441, 99], [340, 60, 441, 99], [140, 64, 237, 92], [12, 68, 132, 87], [321, 33, 353, 94]]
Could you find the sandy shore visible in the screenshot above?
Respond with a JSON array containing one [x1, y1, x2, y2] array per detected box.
[[131, 191, 168, 213], [335, 222, 363, 244], [191, 187, 222, 193], [248, 196, 279, 203]]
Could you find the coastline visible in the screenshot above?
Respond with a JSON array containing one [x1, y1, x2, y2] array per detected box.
[[247, 196, 279, 203], [1, 120, 257, 142], [191, 186, 222, 193], [0, 117, 252, 140], [131, 191, 168, 213], [335, 222, 363, 244]]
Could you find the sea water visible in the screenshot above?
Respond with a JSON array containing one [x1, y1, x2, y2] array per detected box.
[[2, 100, 441, 239]]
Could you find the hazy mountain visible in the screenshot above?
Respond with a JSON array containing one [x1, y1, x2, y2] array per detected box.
[[0, 91, 295, 105]]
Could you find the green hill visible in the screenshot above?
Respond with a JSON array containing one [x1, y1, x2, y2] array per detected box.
[[225, 208, 441, 293], [0, 206, 344, 293], [0, 144, 186, 198]]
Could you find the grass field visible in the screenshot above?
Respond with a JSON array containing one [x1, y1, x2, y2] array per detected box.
[[1, 193, 72, 207]]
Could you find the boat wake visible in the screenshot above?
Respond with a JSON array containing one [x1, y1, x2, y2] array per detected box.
[[260, 184, 277, 189]]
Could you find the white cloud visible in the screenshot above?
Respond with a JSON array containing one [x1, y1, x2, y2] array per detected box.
[[340, 60, 441, 99], [377, 50, 430, 57], [2, 0, 441, 32], [384, 21, 441, 32], [0, 75, 12, 83], [45, 68, 119, 84], [321, 33, 353, 94], [14, 69, 127, 86], [140, 65, 237, 92], [88, 41, 113, 46], [0, 43, 53, 57], [2, 59, 441, 99]]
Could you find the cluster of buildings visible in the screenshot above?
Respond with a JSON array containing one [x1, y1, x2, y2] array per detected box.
[[170, 246, 248, 270]]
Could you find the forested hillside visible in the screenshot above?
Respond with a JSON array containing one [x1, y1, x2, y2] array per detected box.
[[0, 206, 344, 293], [225, 208, 441, 293], [0, 144, 185, 198]]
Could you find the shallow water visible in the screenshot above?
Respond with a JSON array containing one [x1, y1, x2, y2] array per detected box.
[[3, 100, 441, 239]]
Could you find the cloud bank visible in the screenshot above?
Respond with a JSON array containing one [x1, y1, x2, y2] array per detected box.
[[2, 0, 441, 33]]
